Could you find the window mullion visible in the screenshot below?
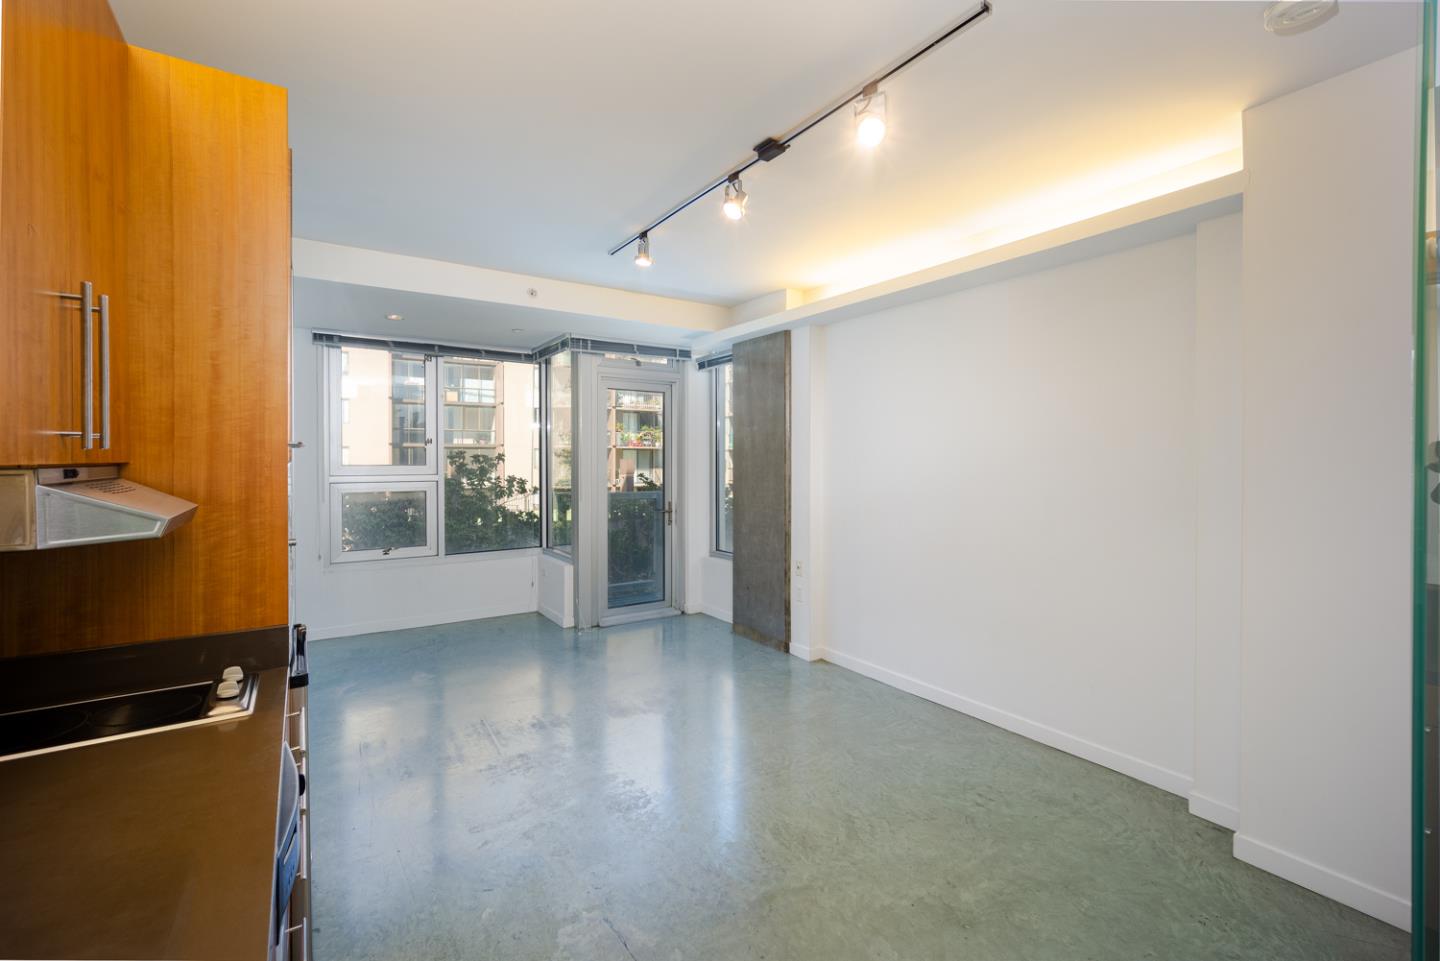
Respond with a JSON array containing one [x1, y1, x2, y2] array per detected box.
[[432, 354, 447, 559]]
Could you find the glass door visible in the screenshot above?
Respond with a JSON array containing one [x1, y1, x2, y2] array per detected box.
[[1419, 3, 1440, 955], [600, 379, 674, 620]]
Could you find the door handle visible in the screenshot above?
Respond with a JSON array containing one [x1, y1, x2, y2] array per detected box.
[[664, 500, 673, 526]]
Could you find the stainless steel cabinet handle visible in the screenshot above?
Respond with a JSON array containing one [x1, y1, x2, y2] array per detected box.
[[99, 293, 111, 449], [53, 283, 97, 447], [81, 282, 94, 450]]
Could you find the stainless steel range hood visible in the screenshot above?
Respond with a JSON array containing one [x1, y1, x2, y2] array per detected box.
[[0, 466, 197, 551]]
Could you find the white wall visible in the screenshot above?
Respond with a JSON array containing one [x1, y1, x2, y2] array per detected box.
[[538, 552, 575, 628], [682, 363, 734, 623], [292, 331, 540, 639], [789, 326, 825, 660], [1191, 212, 1244, 829], [1235, 50, 1416, 928], [694, 556, 733, 622], [817, 232, 1202, 795], [783, 49, 1418, 929]]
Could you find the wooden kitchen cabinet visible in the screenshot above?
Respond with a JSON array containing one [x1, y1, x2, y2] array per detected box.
[[0, 8, 291, 654], [0, 0, 131, 467]]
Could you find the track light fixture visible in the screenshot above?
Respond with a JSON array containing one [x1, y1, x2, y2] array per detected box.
[[609, 1, 991, 264], [854, 84, 888, 148], [722, 176, 748, 221]]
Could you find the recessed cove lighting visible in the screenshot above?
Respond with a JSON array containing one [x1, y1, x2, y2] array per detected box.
[[1263, 1, 1338, 36], [385, 313, 404, 322]]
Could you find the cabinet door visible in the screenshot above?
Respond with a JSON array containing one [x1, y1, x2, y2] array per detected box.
[[0, 0, 128, 467]]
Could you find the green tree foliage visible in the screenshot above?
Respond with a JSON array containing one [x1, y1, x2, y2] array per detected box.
[[550, 490, 574, 546], [608, 491, 663, 587], [445, 450, 540, 552], [340, 491, 426, 554]]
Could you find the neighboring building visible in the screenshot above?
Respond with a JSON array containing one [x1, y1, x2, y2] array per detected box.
[[607, 388, 665, 492], [339, 347, 537, 512]]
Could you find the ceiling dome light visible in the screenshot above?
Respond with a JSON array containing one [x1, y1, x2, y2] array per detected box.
[[722, 177, 748, 221], [855, 86, 887, 148], [634, 233, 653, 268], [1263, 0, 1338, 35]]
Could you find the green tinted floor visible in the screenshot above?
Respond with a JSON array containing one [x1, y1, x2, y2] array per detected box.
[[308, 613, 1405, 961]]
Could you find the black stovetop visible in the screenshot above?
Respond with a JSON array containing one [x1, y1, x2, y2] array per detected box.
[[0, 682, 213, 757]]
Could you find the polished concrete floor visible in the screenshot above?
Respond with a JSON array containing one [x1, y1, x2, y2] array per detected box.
[[308, 614, 1405, 961]]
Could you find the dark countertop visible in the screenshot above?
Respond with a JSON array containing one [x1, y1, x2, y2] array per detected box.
[[0, 630, 289, 961]]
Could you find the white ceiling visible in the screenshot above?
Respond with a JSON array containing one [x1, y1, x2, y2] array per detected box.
[[292, 278, 711, 350], [113, 0, 1418, 307]]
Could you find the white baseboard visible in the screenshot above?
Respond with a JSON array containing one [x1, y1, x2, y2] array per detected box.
[[306, 602, 537, 640], [697, 604, 732, 624], [1233, 833, 1409, 930], [1187, 791, 1239, 830], [789, 643, 824, 662], [822, 647, 1193, 797], [538, 601, 573, 629]]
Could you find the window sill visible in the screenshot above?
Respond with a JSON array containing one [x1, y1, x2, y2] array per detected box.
[[710, 550, 733, 561], [324, 545, 541, 573]]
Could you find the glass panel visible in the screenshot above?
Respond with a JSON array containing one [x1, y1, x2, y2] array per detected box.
[[1418, 4, 1439, 953], [608, 388, 665, 608], [716, 363, 735, 553], [339, 489, 427, 553], [443, 360, 497, 405], [546, 352, 574, 552], [443, 359, 540, 554], [339, 346, 429, 468], [603, 353, 672, 367]]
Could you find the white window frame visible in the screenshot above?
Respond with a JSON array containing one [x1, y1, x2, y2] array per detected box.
[[326, 347, 439, 477], [322, 344, 543, 564], [329, 481, 438, 563]]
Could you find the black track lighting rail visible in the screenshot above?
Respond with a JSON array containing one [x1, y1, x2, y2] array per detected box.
[[606, 0, 992, 258]]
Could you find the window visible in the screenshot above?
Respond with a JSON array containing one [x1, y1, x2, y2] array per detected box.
[[325, 345, 540, 561], [713, 363, 734, 554], [544, 352, 574, 553], [441, 358, 539, 555], [609, 389, 665, 492], [603, 353, 674, 368], [330, 482, 436, 562], [442, 359, 498, 448], [389, 354, 428, 467], [611, 389, 664, 492], [333, 346, 435, 473]]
